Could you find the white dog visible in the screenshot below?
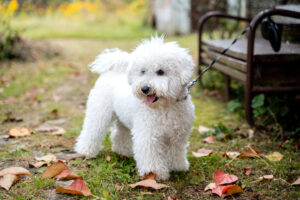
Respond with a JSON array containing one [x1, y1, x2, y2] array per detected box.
[[75, 36, 195, 180]]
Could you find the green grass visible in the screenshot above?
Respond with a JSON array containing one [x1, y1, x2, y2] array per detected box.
[[0, 35, 299, 199], [11, 15, 156, 40]]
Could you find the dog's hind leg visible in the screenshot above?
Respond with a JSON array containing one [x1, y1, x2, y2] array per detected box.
[[75, 87, 113, 157], [110, 120, 133, 157]]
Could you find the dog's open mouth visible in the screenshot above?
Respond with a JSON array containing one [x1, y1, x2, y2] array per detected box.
[[146, 94, 159, 104]]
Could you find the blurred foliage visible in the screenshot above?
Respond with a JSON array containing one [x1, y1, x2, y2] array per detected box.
[[200, 122, 236, 140], [0, 0, 22, 60]]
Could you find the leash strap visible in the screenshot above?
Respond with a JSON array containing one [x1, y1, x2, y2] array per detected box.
[[187, 25, 250, 90]]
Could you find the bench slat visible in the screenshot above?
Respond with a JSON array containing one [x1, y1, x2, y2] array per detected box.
[[203, 39, 300, 63], [202, 56, 246, 82], [201, 48, 247, 72]]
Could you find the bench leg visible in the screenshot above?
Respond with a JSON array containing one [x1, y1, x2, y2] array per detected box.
[[245, 89, 254, 126], [224, 75, 231, 101]]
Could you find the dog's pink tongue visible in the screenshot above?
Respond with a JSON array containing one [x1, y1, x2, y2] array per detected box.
[[146, 95, 156, 104]]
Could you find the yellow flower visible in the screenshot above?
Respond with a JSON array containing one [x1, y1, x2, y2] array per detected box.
[[6, 0, 18, 14]]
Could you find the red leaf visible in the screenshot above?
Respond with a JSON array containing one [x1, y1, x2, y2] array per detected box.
[[213, 169, 238, 185], [56, 179, 92, 196], [240, 148, 261, 158], [212, 185, 227, 197]]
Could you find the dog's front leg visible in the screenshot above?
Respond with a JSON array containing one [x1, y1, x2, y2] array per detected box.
[[132, 127, 170, 180]]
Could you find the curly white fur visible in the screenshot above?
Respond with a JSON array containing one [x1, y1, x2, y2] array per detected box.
[[75, 36, 195, 180]]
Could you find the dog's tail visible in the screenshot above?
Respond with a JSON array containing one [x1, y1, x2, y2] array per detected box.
[[89, 48, 130, 74]]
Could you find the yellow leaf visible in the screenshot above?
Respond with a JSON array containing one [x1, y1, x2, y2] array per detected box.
[[265, 152, 283, 162]]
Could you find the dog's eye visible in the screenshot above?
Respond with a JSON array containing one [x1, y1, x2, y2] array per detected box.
[[141, 70, 145, 75], [156, 69, 164, 76]]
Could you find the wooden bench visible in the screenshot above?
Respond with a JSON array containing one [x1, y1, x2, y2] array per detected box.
[[198, 9, 300, 126]]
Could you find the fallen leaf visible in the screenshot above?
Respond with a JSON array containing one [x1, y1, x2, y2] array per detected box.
[[202, 135, 214, 143], [225, 152, 240, 158], [256, 175, 274, 182], [0, 174, 20, 190], [222, 152, 229, 158], [106, 156, 111, 162], [129, 179, 168, 190], [42, 160, 69, 179], [35, 154, 57, 163], [262, 175, 274, 180], [0, 167, 31, 177], [212, 185, 227, 197], [9, 127, 32, 138], [265, 152, 283, 162], [192, 148, 213, 158], [29, 161, 47, 168], [213, 169, 238, 185], [240, 148, 261, 158], [292, 177, 300, 185], [248, 129, 254, 139], [204, 182, 217, 191], [114, 183, 123, 191], [56, 170, 82, 180], [144, 172, 156, 180], [244, 167, 251, 176], [222, 184, 244, 197], [212, 184, 243, 197], [56, 179, 92, 196], [198, 126, 210, 133], [130, 172, 167, 190]]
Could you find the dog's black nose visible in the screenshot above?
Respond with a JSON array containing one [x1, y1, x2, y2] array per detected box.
[[141, 86, 150, 94]]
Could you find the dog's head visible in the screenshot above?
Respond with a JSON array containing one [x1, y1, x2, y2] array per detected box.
[[127, 36, 194, 107]]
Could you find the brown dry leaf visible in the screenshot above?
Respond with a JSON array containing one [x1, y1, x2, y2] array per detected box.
[[106, 156, 111, 162], [240, 148, 261, 158], [202, 135, 214, 144], [115, 183, 124, 191], [198, 126, 209, 133], [212, 184, 243, 197], [292, 177, 300, 185], [29, 161, 47, 168], [9, 127, 32, 138], [35, 154, 57, 163], [244, 167, 251, 176], [204, 182, 217, 191], [56, 179, 92, 196], [265, 152, 283, 162], [0, 167, 31, 177], [223, 184, 244, 197], [130, 172, 167, 190], [56, 170, 82, 180], [41, 160, 69, 179], [0, 174, 20, 190]]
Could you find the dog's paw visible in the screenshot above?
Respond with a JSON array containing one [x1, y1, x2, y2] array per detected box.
[[74, 142, 101, 158]]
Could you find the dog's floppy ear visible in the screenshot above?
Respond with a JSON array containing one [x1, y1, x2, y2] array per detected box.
[[178, 52, 195, 86], [89, 48, 130, 74]]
